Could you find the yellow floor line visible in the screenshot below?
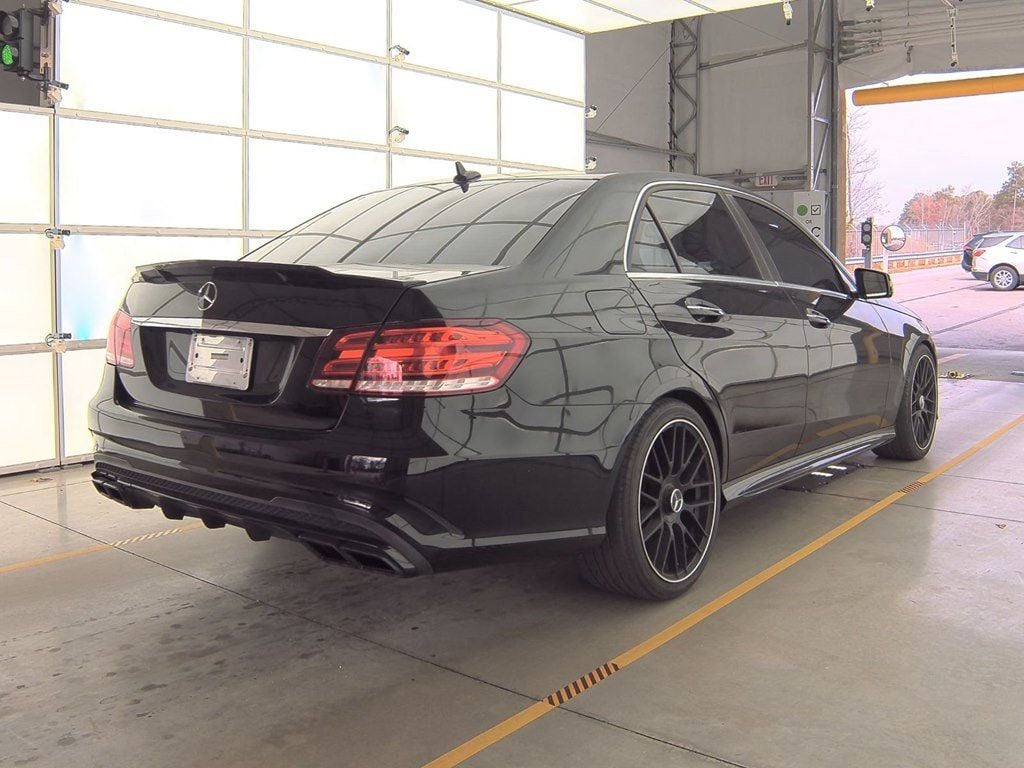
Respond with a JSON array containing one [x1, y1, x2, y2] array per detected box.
[[0, 522, 203, 575], [422, 413, 1024, 768]]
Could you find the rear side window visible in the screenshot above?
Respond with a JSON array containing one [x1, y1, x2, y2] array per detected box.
[[735, 198, 847, 294], [630, 189, 762, 279], [977, 235, 1011, 248], [245, 178, 594, 268], [1007, 236, 1024, 249]]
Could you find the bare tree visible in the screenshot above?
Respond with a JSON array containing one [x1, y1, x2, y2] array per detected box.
[[845, 109, 884, 227]]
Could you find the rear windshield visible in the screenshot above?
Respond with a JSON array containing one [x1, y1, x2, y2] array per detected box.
[[977, 235, 1011, 248], [245, 178, 594, 268]]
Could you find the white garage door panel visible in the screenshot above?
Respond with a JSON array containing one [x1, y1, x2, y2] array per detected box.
[[59, 119, 243, 229], [116, 0, 242, 26], [392, 0, 498, 81], [61, 348, 107, 458], [0, 110, 50, 225], [0, 354, 56, 468], [60, 5, 242, 127], [248, 140, 386, 231], [392, 70, 498, 160], [501, 91, 584, 169], [249, 0, 386, 56], [60, 236, 242, 342], [0, 235, 52, 347], [501, 14, 585, 101], [249, 41, 385, 144]]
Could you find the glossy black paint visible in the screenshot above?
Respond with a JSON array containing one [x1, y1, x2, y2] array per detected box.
[[89, 172, 934, 576]]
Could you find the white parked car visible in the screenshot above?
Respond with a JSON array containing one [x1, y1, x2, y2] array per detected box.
[[969, 232, 1024, 290]]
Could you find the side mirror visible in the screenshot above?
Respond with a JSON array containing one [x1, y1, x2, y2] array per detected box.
[[855, 267, 893, 299]]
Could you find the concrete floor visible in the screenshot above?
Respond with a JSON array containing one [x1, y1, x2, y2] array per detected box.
[[3, 266, 1024, 768]]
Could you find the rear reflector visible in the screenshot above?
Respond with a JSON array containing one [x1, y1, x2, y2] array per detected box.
[[310, 320, 529, 396], [105, 309, 135, 368]]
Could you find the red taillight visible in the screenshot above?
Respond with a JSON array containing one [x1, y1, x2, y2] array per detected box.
[[972, 248, 986, 259], [310, 320, 529, 396], [105, 309, 135, 368]]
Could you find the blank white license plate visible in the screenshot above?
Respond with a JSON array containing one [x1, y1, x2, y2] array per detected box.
[[185, 333, 254, 390]]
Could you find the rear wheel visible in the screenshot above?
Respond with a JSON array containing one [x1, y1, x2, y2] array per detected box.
[[579, 401, 721, 600], [873, 346, 938, 461], [990, 265, 1019, 291]]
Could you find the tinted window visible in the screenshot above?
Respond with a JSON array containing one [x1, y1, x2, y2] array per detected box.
[[245, 178, 593, 268], [630, 189, 761, 279], [735, 198, 846, 293], [1008, 236, 1024, 249], [632, 205, 678, 272], [977, 235, 1011, 249]]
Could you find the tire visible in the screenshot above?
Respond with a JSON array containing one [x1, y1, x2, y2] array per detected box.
[[873, 346, 938, 461], [989, 265, 1019, 291], [579, 401, 721, 600]]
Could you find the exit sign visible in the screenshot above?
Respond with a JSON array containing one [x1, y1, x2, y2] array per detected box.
[[754, 174, 778, 188]]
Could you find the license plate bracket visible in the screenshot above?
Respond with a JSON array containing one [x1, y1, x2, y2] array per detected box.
[[185, 333, 254, 391]]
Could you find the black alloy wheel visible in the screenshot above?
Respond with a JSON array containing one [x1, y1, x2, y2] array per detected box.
[[910, 354, 938, 450], [638, 420, 717, 582], [579, 401, 721, 600], [874, 346, 938, 461]]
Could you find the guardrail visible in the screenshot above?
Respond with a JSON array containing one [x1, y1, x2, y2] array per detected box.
[[844, 250, 960, 273]]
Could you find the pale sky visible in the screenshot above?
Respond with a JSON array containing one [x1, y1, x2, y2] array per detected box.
[[850, 69, 1024, 224]]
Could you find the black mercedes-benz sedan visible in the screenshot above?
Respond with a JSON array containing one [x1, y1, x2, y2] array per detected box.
[[89, 171, 937, 600]]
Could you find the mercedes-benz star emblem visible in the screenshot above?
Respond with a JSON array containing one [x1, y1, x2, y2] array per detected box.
[[197, 281, 218, 311], [669, 488, 684, 514]]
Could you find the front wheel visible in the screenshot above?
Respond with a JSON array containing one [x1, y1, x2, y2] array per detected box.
[[873, 345, 938, 461], [990, 265, 1019, 291], [579, 401, 721, 600]]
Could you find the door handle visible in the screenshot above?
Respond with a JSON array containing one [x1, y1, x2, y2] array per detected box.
[[805, 308, 832, 328], [684, 299, 726, 322]]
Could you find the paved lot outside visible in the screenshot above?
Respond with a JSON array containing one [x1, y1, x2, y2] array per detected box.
[[891, 264, 1024, 382]]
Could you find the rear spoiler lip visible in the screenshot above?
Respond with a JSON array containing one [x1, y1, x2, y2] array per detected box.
[[132, 259, 508, 288], [132, 260, 412, 289]]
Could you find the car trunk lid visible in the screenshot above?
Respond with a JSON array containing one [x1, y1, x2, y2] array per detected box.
[[115, 260, 492, 431]]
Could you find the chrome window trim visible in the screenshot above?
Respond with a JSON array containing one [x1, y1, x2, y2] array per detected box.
[[622, 179, 857, 294], [626, 272, 779, 290], [776, 281, 852, 300], [131, 317, 333, 338]]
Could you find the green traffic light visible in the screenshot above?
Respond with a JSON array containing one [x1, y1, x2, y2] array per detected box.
[[0, 44, 14, 68]]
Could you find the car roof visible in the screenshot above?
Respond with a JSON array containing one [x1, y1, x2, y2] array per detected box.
[[483, 170, 752, 197]]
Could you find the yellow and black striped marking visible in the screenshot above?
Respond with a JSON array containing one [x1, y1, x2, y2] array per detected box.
[[899, 480, 926, 495], [545, 662, 620, 706], [109, 525, 198, 548]]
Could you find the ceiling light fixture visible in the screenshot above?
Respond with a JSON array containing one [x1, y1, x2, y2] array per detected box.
[[388, 126, 409, 144], [388, 44, 409, 63], [782, 1, 793, 25]]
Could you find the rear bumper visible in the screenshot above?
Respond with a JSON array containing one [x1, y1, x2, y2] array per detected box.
[[92, 459, 435, 574], [91, 454, 606, 576], [972, 270, 989, 281]]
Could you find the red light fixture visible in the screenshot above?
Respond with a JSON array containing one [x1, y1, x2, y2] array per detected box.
[[105, 309, 135, 368], [310, 320, 529, 396]]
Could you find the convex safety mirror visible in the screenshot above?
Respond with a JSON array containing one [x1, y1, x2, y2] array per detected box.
[[855, 267, 893, 299], [880, 225, 907, 252]]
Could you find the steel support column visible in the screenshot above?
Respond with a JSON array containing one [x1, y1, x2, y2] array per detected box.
[[668, 18, 699, 173], [807, 0, 837, 248]]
